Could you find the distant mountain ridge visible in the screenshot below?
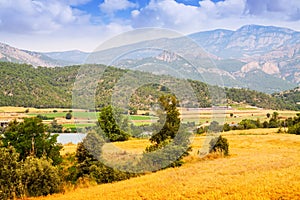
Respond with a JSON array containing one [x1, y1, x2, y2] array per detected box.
[[0, 24, 299, 93], [189, 24, 300, 84], [0, 42, 59, 67]]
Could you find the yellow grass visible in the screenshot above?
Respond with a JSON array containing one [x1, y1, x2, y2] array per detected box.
[[0, 106, 76, 113], [60, 144, 78, 156], [33, 129, 300, 200]]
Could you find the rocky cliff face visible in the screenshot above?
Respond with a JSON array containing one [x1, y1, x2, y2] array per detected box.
[[190, 25, 300, 85]]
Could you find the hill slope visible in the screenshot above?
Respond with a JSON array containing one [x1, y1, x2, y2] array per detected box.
[[32, 133, 300, 200], [0, 61, 297, 110], [0, 42, 61, 67]]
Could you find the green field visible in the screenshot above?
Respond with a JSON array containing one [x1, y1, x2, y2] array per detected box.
[[128, 115, 157, 120], [62, 123, 97, 128], [28, 112, 100, 119]]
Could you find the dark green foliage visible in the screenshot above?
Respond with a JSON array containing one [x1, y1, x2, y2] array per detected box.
[[21, 157, 62, 197], [287, 113, 300, 135], [65, 112, 72, 120], [98, 105, 130, 142], [196, 126, 207, 134], [288, 123, 300, 135], [73, 132, 135, 184], [268, 112, 280, 128], [238, 119, 260, 129], [149, 95, 181, 145], [209, 135, 229, 156], [0, 62, 78, 108], [0, 61, 297, 110], [48, 120, 63, 133], [144, 95, 191, 169], [208, 121, 223, 133], [222, 123, 231, 132], [0, 146, 62, 199], [37, 114, 54, 120], [273, 87, 300, 110], [2, 118, 62, 165], [0, 146, 23, 200], [226, 87, 296, 110]]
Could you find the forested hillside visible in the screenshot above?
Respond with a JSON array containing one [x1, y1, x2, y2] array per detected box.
[[273, 87, 300, 110], [0, 62, 297, 110]]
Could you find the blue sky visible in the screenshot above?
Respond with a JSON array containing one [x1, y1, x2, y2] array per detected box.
[[0, 0, 299, 52]]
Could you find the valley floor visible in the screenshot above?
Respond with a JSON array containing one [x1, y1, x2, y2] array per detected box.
[[32, 129, 300, 200]]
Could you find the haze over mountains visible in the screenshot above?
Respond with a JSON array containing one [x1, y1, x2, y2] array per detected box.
[[1, 24, 299, 93]]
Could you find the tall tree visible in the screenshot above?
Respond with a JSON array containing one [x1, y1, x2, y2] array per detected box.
[[144, 95, 191, 169], [149, 95, 181, 145], [98, 105, 130, 142], [2, 118, 62, 165]]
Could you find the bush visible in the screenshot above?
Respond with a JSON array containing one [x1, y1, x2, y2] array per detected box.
[[288, 123, 300, 135], [73, 132, 136, 184], [209, 135, 229, 156], [0, 147, 62, 199], [0, 146, 23, 200], [66, 112, 72, 120], [21, 157, 62, 197]]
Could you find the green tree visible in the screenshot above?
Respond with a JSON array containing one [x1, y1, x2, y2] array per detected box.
[[98, 105, 130, 142], [209, 135, 229, 156], [144, 95, 191, 168], [268, 112, 280, 128], [287, 113, 300, 135], [66, 112, 72, 120], [21, 157, 62, 197], [48, 120, 63, 133], [0, 146, 23, 200], [266, 113, 271, 118], [272, 112, 279, 120], [149, 95, 181, 145], [2, 118, 62, 165], [208, 121, 223, 132], [238, 119, 258, 129], [222, 123, 231, 132], [73, 131, 134, 184]]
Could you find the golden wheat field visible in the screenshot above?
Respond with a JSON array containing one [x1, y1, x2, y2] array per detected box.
[[31, 129, 300, 200]]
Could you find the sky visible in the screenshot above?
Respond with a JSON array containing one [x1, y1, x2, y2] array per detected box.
[[0, 0, 299, 52]]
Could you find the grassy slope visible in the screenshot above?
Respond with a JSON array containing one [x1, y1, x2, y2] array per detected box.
[[33, 129, 300, 200]]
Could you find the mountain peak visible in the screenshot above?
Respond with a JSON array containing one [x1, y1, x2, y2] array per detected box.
[[236, 24, 296, 34]]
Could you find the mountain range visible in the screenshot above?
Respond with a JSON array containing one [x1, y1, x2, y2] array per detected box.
[[1, 24, 299, 93]]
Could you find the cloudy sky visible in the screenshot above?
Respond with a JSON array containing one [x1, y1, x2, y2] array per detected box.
[[0, 0, 299, 52]]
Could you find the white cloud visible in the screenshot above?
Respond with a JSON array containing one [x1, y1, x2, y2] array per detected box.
[[132, 0, 204, 33], [244, 0, 300, 20], [0, 0, 82, 33], [0, 0, 134, 51], [99, 0, 137, 14], [1, 0, 300, 52], [131, 0, 300, 33]]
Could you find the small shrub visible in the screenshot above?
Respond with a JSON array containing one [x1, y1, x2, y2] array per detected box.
[[209, 135, 229, 156], [66, 112, 72, 120]]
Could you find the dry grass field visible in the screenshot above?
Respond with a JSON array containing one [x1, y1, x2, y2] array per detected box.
[[32, 129, 300, 200]]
